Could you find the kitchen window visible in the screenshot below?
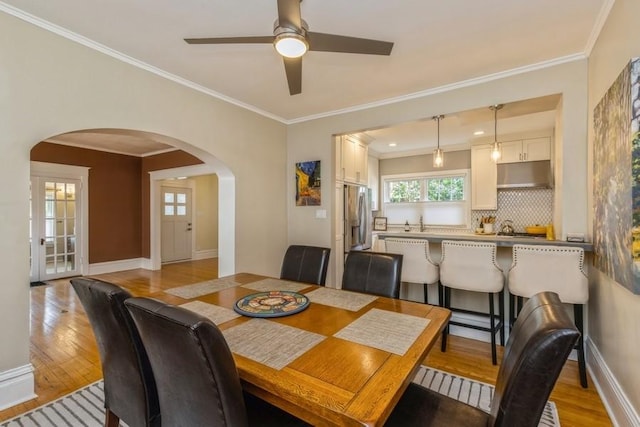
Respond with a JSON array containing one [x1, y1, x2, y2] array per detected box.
[[382, 170, 470, 228]]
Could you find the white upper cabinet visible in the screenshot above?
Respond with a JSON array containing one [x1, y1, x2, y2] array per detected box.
[[368, 156, 379, 210], [497, 137, 551, 164], [471, 144, 497, 210], [340, 136, 368, 185]]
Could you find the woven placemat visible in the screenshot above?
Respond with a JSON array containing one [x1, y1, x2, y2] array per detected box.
[[242, 278, 310, 293], [180, 300, 241, 325], [165, 277, 240, 298], [223, 318, 325, 370], [334, 308, 430, 355], [305, 287, 378, 311]]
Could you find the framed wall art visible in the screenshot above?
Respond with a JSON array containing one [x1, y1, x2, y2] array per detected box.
[[295, 160, 321, 206], [373, 217, 388, 231]]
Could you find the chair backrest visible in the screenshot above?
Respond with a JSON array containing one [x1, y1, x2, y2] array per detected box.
[[384, 238, 439, 285], [508, 244, 588, 304], [70, 278, 160, 427], [439, 240, 503, 292], [341, 250, 402, 298], [124, 297, 249, 427], [280, 245, 331, 285], [489, 291, 580, 427]]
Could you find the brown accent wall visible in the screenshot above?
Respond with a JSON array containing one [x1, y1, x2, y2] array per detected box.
[[31, 142, 202, 263]]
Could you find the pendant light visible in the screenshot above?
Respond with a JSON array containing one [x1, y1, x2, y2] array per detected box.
[[433, 114, 445, 168], [490, 104, 503, 162]]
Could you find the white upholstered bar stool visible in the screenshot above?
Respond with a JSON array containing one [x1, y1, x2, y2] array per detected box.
[[439, 240, 505, 365], [508, 244, 589, 387], [384, 238, 440, 305]]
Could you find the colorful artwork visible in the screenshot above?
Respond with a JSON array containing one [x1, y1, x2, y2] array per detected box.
[[295, 160, 321, 206], [593, 57, 640, 294]]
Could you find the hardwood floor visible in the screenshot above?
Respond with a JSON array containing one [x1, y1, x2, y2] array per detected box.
[[1, 259, 612, 426]]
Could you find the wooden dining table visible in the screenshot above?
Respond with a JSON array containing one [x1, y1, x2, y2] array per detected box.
[[157, 273, 451, 426]]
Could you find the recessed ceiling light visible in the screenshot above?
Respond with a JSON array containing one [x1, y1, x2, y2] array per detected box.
[[388, 143, 397, 147], [473, 130, 485, 136]]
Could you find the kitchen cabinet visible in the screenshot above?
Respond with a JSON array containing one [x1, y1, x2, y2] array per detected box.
[[340, 136, 368, 185], [497, 137, 550, 164], [471, 144, 497, 210]]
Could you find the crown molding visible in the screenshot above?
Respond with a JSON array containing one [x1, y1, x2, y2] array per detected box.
[[583, 0, 616, 56]]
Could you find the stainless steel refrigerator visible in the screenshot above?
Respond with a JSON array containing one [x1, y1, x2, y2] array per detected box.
[[344, 184, 372, 253]]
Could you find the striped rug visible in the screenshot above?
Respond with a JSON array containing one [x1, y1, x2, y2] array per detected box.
[[1, 366, 559, 426]]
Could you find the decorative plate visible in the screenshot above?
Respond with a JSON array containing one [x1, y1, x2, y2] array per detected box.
[[233, 291, 310, 318]]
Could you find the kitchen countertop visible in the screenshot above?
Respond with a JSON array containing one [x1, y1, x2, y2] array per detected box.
[[377, 231, 593, 251]]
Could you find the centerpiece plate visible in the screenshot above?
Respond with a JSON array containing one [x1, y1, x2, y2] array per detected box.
[[234, 290, 310, 318]]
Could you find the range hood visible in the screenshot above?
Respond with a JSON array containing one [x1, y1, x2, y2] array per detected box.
[[496, 160, 553, 189]]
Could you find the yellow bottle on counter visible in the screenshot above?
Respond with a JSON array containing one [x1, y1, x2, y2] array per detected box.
[[546, 223, 555, 240]]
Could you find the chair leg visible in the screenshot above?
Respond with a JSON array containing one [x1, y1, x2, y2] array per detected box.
[[489, 293, 497, 365], [574, 304, 588, 388], [441, 286, 450, 352], [423, 283, 429, 305], [498, 289, 505, 346], [105, 409, 120, 427]]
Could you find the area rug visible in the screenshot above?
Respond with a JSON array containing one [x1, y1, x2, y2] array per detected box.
[[0, 367, 559, 426]]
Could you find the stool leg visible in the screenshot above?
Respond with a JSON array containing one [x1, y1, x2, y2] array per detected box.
[[441, 287, 450, 352], [498, 289, 505, 346], [509, 292, 515, 333], [574, 304, 588, 388], [489, 292, 497, 365], [437, 281, 443, 307], [423, 283, 429, 305]]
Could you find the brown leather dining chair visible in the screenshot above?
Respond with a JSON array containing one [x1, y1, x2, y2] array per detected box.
[[124, 296, 309, 427], [342, 250, 403, 298], [70, 278, 160, 427], [385, 291, 580, 427], [280, 244, 331, 285]]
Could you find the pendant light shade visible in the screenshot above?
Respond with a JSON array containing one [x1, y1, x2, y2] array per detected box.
[[490, 104, 503, 162], [433, 115, 445, 168]]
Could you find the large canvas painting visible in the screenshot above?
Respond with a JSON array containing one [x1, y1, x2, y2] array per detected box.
[[593, 57, 640, 294], [295, 160, 321, 206]]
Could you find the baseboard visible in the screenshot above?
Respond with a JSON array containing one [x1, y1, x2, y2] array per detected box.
[[193, 249, 218, 260], [586, 337, 640, 427], [88, 258, 145, 275], [0, 364, 36, 411]]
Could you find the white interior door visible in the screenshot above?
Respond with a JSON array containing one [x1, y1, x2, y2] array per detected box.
[[161, 186, 193, 263], [30, 177, 82, 282]]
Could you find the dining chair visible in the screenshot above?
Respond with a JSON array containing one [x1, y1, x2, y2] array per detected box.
[[70, 278, 160, 427], [385, 291, 580, 427], [124, 297, 309, 427], [508, 244, 589, 387], [280, 244, 331, 285], [384, 237, 440, 304], [439, 240, 505, 364], [341, 250, 402, 298]]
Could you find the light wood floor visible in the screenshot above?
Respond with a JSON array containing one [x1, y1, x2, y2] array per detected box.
[[1, 259, 612, 426]]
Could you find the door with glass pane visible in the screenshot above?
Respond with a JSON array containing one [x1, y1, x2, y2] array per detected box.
[[161, 186, 193, 263], [30, 177, 81, 281]]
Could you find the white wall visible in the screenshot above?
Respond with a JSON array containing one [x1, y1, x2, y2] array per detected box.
[[287, 60, 589, 286], [0, 10, 288, 405], [587, 0, 640, 424]]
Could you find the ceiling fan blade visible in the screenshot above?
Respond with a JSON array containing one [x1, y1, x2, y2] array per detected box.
[[277, 0, 302, 30], [184, 36, 274, 45], [307, 32, 393, 55], [283, 57, 302, 95]]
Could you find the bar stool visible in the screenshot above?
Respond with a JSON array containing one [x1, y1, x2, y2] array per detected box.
[[508, 244, 589, 388], [439, 240, 505, 365], [384, 238, 440, 305]]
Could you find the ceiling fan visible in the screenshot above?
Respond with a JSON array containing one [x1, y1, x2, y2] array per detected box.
[[184, 0, 394, 95]]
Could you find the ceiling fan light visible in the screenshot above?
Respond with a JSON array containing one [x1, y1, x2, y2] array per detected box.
[[274, 34, 308, 58]]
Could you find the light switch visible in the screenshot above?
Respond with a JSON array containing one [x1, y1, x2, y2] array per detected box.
[[315, 209, 327, 219]]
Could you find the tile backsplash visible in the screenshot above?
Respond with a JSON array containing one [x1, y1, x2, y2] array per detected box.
[[473, 188, 553, 232]]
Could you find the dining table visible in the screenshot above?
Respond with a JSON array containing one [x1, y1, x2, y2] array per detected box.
[[157, 272, 451, 426]]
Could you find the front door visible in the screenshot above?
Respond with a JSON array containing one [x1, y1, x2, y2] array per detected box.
[[161, 186, 193, 263], [30, 177, 82, 282]]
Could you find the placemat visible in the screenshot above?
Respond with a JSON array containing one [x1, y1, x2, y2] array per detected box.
[[165, 277, 240, 298], [180, 300, 241, 325], [242, 278, 310, 292], [305, 287, 378, 311], [334, 308, 430, 355], [223, 318, 325, 370]]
